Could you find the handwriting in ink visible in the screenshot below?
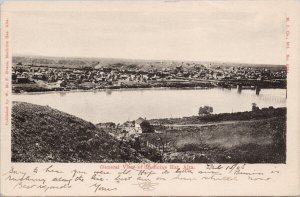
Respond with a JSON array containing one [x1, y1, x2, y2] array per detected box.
[[44, 165, 63, 174]]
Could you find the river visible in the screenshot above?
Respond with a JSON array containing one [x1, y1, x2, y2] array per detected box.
[[12, 88, 286, 124]]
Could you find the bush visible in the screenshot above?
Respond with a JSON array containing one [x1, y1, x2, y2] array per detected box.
[[199, 106, 213, 116]]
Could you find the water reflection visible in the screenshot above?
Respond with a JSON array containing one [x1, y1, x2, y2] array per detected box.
[[237, 85, 242, 94], [59, 92, 66, 97], [105, 89, 112, 96]]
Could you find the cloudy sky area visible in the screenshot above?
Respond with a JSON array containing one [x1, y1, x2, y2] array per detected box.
[[11, 1, 286, 64]]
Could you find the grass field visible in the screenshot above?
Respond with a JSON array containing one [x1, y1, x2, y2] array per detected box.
[[140, 115, 286, 163]]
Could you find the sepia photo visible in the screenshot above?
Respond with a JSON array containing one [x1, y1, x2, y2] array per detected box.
[[10, 1, 287, 164], [1, 1, 299, 196]]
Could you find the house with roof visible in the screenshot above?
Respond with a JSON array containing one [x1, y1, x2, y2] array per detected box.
[[133, 117, 154, 134], [134, 117, 145, 132]]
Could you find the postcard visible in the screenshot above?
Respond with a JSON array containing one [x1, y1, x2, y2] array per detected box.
[[1, 0, 299, 196]]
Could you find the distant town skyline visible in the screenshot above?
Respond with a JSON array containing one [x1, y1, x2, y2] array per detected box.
[[12, 54, 285, 66], [11, 1, 286, 65]]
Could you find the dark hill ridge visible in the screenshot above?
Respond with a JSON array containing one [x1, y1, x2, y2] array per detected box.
[[12, 102, 147, 163]]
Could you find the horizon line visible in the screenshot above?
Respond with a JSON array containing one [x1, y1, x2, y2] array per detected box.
[[12, 54, 285, 66]]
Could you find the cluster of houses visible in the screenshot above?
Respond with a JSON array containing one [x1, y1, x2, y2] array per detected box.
[[215, 66, 287, 81], [97, 117, 154, 139], [12, 61, 287, 89], [97, 117, 168, 160]]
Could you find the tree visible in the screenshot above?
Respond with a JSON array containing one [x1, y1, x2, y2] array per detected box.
[[198, 106, 213, 116], [252, 103, 260, 111], [140, 121, 154, 133]]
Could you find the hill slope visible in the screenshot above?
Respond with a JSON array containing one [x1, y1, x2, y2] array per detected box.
[[11, 102, 147, 163]]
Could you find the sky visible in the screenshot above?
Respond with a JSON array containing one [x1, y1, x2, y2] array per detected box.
[[10, 1, 286, 65]]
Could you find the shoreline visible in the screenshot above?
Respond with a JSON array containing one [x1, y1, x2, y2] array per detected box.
[[12, 85, 287, 95], [12, 86, 214, 95]]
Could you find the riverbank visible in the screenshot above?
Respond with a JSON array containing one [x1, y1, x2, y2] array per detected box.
[[12, 84, 216, 95], [137, 108, 286, 163], [12, 80, 216, 93], [12, 77, 286, 94], [12, 83, 287, 96], [149, 107, 286, 125]]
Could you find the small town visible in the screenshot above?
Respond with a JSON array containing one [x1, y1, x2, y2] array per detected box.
[[12, 58, 287, 93]]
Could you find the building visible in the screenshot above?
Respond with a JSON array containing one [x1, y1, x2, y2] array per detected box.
[[134, 117, 146, 133], [134, 117, 154, 134]]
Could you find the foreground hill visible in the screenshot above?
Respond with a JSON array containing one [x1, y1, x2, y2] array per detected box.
[[11, 102, 147, 163]]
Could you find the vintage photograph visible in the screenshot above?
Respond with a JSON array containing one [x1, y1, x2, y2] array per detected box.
[[11, 2, 287, 163]]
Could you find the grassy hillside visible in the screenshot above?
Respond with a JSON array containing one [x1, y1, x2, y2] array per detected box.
[[141, 115, 286, 163], [11, 102, 147, 163]]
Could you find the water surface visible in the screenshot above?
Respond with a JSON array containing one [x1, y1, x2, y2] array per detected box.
[[13, 88, 286, 124]]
